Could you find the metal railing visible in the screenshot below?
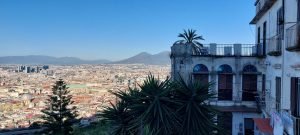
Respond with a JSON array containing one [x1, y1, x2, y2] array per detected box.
[[267, 35, 282, 56], [291, 115, 300, 135], [256, 90, 281, 114], [286, 22, 300, 51], [192, 44, 263, 57]]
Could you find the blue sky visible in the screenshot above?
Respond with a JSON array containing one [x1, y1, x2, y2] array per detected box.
[[0, 0, 256, 61]]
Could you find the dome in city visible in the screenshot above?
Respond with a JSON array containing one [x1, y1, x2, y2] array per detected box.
[[21, 93, 33, 101]]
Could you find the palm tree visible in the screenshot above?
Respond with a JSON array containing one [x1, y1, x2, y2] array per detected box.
[[176, 29, 204, 55]]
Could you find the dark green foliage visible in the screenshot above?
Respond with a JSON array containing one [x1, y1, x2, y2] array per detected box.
[[100, 75, 223, 135], [172, 77, 222, 135], [176, 29, 204, 55], [177, 29, 204, 45], [101, 100, 133, 135], [41, 79, 78, 135]]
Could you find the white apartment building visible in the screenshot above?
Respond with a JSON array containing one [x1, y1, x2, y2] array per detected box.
[[170, 0, 300, 134]]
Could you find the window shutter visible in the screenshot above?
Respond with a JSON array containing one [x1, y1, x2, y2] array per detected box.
[[226, 75, 233, 89], [291, 77, 296, 116], [218, 74, 226, 89]]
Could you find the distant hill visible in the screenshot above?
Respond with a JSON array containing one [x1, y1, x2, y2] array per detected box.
[[111, 51, 170, 65], [0, 55, 111, 65], [0, 51, 171, 65]]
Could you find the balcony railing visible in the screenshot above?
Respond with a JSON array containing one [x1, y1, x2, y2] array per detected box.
[[267, 35, 282, 56], [250, 0, 277, 24], [192, 44, 264, 57], [255, 90, 281, 114], [291, 115, 300, 135], [286, 23, 300, 51]]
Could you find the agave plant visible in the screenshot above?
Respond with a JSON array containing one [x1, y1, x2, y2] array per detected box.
[[176, 29, 204, 55]]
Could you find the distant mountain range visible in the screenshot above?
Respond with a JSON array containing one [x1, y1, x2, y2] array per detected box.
[[112, 51, 170, 65], [0, 51, 171, 65]]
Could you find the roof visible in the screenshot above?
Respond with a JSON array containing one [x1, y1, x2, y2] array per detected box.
[[253, 118, 273, 134]]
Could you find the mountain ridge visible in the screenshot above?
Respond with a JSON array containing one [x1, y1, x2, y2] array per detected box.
[[0, 51, 171, 65], [111, 51, 170, 65]]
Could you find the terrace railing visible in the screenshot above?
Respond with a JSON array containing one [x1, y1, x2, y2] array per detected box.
[[192, 44, 263, 57], [286, 22, 300, 51]]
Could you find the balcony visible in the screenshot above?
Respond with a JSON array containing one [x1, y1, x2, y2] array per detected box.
[[256, 91, 300, 134], [291, 116, 300, 135], [286, 23, 300, 51], [192, 44, 264, 57], [250, 0, 277, 24], [267, 35, 282, 56]]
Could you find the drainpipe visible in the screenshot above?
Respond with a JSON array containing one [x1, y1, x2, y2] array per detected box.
[[297, 0, 300, 22], [281, 0, 285, 111]]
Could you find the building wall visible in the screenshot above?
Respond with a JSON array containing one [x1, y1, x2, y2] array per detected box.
[[282, 0, 300, 110], [254, 0, 300, 111], [232, 112, 261, 135], [171, 43, 266, 107]]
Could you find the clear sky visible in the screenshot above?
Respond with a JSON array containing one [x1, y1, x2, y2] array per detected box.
[[0, 0, 256, 61]]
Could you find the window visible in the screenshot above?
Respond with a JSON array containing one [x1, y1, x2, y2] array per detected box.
[[218, 65, 233, 101], [193, 64, 209, 85], [291, 77, 300, 117], [242, 65, 258, 101], [263, 21, 267, 55], [244, 118, 254, 135], [243, 65, 257, 72], [277, 7, 284, 38], [291, 77, 300, 135], [262, 74, 266, 103], [257, 27, 261, 44], [193, 64, 209, 92], [218, 113, 232, 135], [193, 64, 209, 73], [276, 77, 281, 110]]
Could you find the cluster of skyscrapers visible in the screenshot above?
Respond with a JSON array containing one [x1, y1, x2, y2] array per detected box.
[[16, 65, 49, 73]]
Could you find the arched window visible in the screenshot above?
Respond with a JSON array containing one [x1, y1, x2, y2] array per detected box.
[[242, 65, 258, 101], [193, 64, 209, 93], [218, 64, 233, 101], [218, 64, 233, 73], [243, 65, 257, 73], [193, 64, 209, 73]]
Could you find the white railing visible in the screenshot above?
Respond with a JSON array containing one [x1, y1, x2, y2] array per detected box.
[[193, 44, 263, 57]]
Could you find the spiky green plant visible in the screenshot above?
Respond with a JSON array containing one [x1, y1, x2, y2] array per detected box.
[[101, 100, 133, 135], [172, 77, 222, 135], [110, 75, 180, 135], [100, 74, 223, 135]]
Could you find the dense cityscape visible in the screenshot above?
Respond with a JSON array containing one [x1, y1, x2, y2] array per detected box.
[[0, 64, 170, 130]]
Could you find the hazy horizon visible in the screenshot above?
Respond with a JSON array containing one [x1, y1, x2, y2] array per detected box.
[[0, 51, 170, 61], [0, 0, 255, 61]]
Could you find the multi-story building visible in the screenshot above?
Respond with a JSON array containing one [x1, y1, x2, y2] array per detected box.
[[171, 0, 300, 134]]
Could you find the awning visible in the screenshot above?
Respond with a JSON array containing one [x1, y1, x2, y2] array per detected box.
[[253, 118, 273, 134]]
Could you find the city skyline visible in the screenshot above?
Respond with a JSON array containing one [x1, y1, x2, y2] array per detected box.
[[0, 0, 255, 61]]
